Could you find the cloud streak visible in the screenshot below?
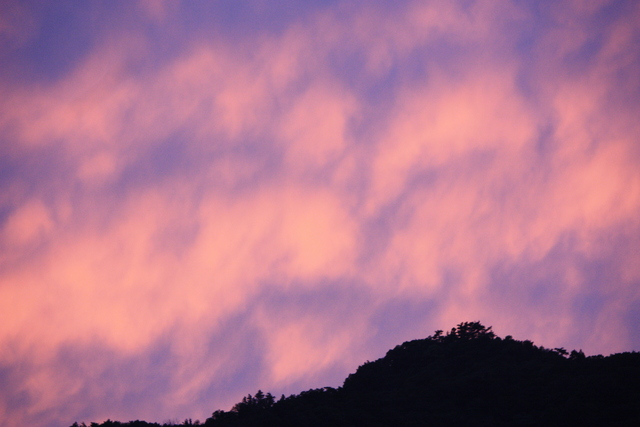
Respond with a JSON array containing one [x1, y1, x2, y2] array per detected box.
[[1, 1, 639, 426]]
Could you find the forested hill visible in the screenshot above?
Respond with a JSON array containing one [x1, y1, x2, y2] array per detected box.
[[73, 322, 640, 427]]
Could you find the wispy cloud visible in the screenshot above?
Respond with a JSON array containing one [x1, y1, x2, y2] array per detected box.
[[1, 1, 639, 426]]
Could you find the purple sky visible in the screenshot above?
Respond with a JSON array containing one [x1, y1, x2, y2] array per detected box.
[[1, 1, 640, 426]]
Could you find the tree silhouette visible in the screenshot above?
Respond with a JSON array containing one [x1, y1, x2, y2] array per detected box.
[[73, 322, 640, 427], [445, 321, 496, 341]]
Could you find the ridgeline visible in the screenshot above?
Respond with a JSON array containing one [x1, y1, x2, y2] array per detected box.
[[73, 322, 640, 427]]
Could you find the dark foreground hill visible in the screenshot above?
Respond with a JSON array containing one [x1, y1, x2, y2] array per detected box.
[[74, 322, 640, 427]]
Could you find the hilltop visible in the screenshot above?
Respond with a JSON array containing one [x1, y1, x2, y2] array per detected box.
[[73, 322, 640, 427]]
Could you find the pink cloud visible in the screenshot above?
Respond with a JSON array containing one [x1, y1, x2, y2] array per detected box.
[[1, 1, 640, 426], [368, 64, 536, 214], [278, 82, 358, 171], [2, 198, 53, 248], [253, 308, 368, 386]]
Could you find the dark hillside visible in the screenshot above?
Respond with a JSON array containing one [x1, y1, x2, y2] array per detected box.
[[74, 322, 640, 427], [339, 323, 639, 426]]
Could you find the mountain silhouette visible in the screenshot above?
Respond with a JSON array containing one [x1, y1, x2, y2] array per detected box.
[[73, 322, 640, 427]]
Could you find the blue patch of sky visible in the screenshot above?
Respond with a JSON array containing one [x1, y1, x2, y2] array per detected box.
[[175, 0, 340, 41], [256, 278, 373, 320], [369, 296, 439, 354], [201, 312, 269, 406], [625, 298, 640, 350], [18, 2, 101, 84]]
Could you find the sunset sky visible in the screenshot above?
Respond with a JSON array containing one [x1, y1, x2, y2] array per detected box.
[[1, 1, 640, 426]]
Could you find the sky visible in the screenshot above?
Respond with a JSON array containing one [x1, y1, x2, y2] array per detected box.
[[1, 0, 639, 425]]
